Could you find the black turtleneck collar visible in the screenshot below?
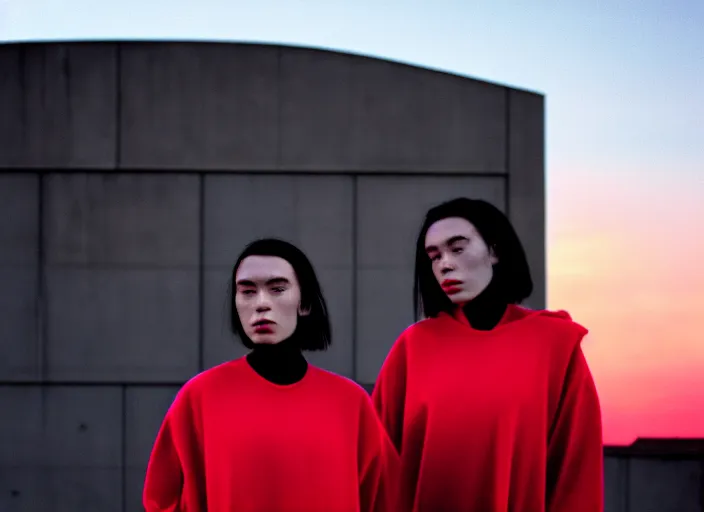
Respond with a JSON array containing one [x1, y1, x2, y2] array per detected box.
[[461, 277, 508, 331], [246, 335, 308, 385]]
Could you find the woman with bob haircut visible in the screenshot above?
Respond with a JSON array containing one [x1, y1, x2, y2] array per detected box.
[[372, 198, 603, 512], [144, 238, 399, 512]]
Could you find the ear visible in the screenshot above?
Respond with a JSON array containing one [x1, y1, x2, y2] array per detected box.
[[298, 304, 311, 317], [489, 245, 499, 265]]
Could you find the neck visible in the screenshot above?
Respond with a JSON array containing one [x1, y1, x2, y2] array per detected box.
[[246, 335, 308, 385], [461, 278, 508, 331]]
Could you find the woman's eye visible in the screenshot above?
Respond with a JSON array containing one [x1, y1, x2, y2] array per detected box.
[[452, 247, 463, 253], [242, 290, 255, 296], [272, 287, 285, 293]]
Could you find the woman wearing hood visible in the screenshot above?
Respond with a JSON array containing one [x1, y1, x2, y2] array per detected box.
[[372, 197, 603, 512]]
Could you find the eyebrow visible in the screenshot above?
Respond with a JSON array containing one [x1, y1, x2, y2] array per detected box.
[[235, 277, 291, 287], [425, 235, 469, 253]]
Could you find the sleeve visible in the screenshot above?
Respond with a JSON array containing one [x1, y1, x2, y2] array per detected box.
[[546, 343, 604, 512], [371, 336, 408, 453], [143, 386, 207, 512], [357, 393, 401, 512]]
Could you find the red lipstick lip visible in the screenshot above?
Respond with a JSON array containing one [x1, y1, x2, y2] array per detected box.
[[253, 320, 275, 334], [441, 279, 463, 295], [252, 319, 275, 327]]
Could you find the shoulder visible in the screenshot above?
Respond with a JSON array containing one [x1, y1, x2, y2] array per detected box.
[[521, 306, 588, 339], [308, 367, 381, 422], [175, 358, 247, 404], [373, 316, 456, 369], [395, 315, 453, 346], [387, 314, 467, 358], [309, 365, 371, 401], [515, 306, 589, 360]]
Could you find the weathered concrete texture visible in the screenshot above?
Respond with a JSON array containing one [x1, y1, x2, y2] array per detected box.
[[628, 458, 702, 512], [355, 175, 506, 383], [0, 174, 39, 264], [279, 47, 507, 172], [45, 268, 199, 381], [202, 174, 355, 376], [0, 174, 40, 381], [0, 467, 122, 512], [119, 43, 280, 170], [43, 174, 200, 382], [508, 90, 545, 309], [203, 174, 353, 268], [0, 43, 118, 169], [44, 173, 200, 266], [0, 268, 39, 380], [125, 386, 180, 511], [0, 386, 123, 511], [0, 386, 44, 466], [2, 41, 508, 173]]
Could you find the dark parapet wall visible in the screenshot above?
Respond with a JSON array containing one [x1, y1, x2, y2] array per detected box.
[[1, 41, 510, 174], [605, 439, 704, 512]]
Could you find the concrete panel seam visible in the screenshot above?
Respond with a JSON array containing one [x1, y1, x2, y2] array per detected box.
[[504, 88, 511, 191], [276, 47, 282, 170], [624, 458, 630, 512], [198, 174, 205, 372], [20, 46, 27, 160], [504, 89, 511, 219], [116, 44, 122, 169], [121, 385, 127, 512], [351, 175, 358, 381], [700, 459, 704, 512], [17, 169, 510, 177], [0, 380, 191, 386], [38, 172, 47, 382]]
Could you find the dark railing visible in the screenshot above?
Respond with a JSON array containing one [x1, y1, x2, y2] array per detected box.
[[606, 437, 704, 459]]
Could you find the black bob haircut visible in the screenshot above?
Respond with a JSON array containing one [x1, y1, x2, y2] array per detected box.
[[414, 197, 533, 320], [230, 238, 332, 351]]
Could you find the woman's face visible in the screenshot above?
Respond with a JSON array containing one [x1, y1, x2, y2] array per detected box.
[[234, 255, 306, 344], [424, 216, 497, 305]]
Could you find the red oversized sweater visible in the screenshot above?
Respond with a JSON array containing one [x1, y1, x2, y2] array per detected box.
[[372, 305, 603, 512], [143, 357, 399, 512]]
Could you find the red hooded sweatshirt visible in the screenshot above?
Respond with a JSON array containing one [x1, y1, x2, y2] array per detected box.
[[372, 304, 603, 512], [143, 357, 399, 512]]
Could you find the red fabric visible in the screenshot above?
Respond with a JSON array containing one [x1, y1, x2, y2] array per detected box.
[[144, 358, 399, 512], [372, 304, 603, 512]]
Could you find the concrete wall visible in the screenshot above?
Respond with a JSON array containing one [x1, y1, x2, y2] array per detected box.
[[0, 41, 699, 511]]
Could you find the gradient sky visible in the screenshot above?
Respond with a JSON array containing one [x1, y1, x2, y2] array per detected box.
[[2, 0, 703, 445]]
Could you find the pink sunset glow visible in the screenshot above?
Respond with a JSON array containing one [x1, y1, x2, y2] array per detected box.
[[549, 169, 704, 445]]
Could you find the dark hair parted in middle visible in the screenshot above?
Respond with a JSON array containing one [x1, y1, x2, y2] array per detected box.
[[230, 238, 331, 351], [414, 197, 533, 320]]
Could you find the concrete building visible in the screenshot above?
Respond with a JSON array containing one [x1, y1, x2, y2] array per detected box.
[[0, 41, 700, 511]]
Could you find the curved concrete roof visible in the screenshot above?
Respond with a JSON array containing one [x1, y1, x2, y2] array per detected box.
[[0, 40, 543, 174]]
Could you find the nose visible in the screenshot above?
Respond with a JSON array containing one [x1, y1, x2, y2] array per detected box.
[[439, 252, 455, 274], [254, 291, 271, 312]]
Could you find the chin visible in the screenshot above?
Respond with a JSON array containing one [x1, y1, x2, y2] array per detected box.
[[250, 334, 281, 345], [448, 292, 478, 305]]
